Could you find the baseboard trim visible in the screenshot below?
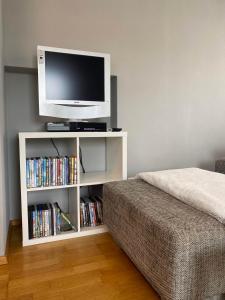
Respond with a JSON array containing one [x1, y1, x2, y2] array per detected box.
[[10, 219, 22, 226], [0, 219, 22, 265], [0, 255, 7, 265]]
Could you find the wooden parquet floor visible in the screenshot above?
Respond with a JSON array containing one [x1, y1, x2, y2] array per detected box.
[[0, 225, 160, 300]]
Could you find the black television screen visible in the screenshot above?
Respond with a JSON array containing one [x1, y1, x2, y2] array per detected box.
[[45, 51, 105, 102]]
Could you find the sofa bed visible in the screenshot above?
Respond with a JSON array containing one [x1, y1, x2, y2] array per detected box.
[[103, 168, 225, 300]]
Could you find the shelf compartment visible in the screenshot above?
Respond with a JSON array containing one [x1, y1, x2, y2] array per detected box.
[[79, 136, 125, 184], [25, 138, 79, 191], [27, 184, 78, 192], [27, 187, 79, 241]]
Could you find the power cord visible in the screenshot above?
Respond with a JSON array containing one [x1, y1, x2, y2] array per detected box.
[[51, 138, 85, 174], [79, 146, 85, 173], [50, 138, 60, 156]]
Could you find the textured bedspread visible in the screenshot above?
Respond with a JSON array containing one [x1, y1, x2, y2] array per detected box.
[[103, 179, 225, 300]]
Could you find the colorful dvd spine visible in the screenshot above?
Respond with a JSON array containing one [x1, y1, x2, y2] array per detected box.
[[32, 207, 35, 238], [26, 155, 77, 188], [26, 159, 30, 188], [38, 158, 42, 187], [53, 158, 56, 186]]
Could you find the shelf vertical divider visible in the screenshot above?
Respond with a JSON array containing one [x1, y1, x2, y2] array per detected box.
[[19, 134, 29, 246], [106, 135, 127, 180], [76, 137, 80, 232], [76, 137, 80, 184], [122, 133, 128, 180]]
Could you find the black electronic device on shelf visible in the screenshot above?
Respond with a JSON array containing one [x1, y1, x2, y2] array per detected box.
[[46, 122, 107, 132]]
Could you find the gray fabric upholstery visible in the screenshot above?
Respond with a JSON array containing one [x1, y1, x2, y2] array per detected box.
[[215, 158, 225, 174], [103, 179, 225, 300]]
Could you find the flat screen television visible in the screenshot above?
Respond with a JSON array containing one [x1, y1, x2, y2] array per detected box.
[[37, 46, 111, 119]]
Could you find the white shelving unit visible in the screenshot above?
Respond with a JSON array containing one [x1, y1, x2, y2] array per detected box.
[[19, 131, 127, 246]]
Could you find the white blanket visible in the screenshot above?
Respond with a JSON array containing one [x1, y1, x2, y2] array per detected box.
[[137, 168, 225, 224]]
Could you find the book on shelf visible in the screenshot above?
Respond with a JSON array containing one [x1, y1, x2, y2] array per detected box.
[[26, 156, 77, 188], [28, 202, 76, 239], [80, 196, 103, 227]]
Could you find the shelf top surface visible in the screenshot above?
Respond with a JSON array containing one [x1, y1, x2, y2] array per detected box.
[[19, 131, 127, 139]]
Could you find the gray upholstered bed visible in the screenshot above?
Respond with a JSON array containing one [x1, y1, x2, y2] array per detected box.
[[103, 179, 225, 300]]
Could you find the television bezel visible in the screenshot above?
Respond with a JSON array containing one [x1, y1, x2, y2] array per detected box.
[[38, 45, 110, 106], [37, 45, 111, 120]]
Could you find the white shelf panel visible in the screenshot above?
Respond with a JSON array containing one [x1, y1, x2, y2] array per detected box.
[[79, 171, 122, 186], [27, 184, 78, 192], [23, 225, 108, 246], [24, 230, 78, 246], [80, 225, 107, 232], [26, 172, 123, 191], [19, 131, 127, 139]]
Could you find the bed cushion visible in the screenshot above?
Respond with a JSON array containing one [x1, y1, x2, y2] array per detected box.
[[103, 179, 225, 300]]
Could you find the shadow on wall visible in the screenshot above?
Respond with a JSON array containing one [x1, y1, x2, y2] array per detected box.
[[5, 71, 117, 219], [201, 148, 225, 172], [5, 72, 56, 219]]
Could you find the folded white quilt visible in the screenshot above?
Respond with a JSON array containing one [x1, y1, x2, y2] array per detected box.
[[137, 168, 225, 224]]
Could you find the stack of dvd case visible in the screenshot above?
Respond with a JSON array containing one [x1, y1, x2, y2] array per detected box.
[[28, 202, 76, 239], [26, 156, 77, 188], [80, 196, 103, 227]]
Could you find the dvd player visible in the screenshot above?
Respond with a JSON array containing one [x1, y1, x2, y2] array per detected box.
[[46, 122, 107, 132]]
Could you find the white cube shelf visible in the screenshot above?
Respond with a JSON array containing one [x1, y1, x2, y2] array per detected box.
[[19, 131, 127, 246]]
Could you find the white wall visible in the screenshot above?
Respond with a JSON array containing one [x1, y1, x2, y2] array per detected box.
[[0, 0, 9, 256], [3, 0, 225, 219]]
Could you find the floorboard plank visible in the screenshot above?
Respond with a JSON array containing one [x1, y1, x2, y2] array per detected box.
[[0, 225, 160, 300]]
